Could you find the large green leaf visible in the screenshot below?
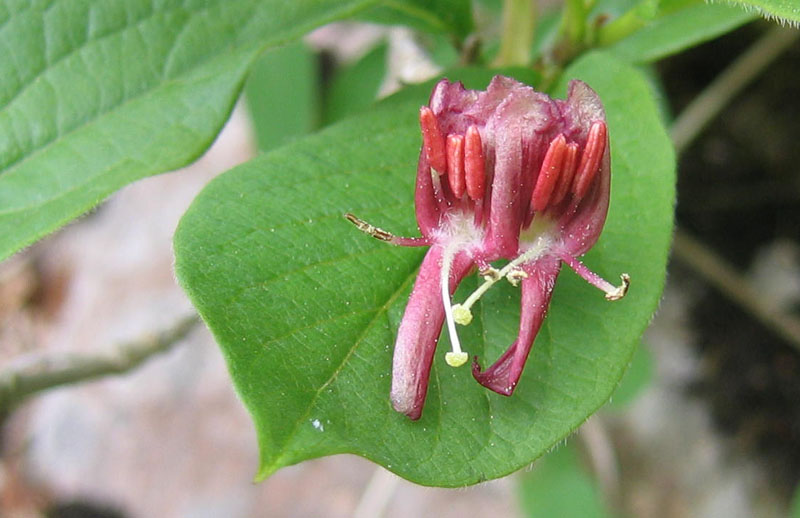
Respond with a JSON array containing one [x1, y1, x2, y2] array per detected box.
[[0, 0, 376, 262], [718, 0, 800, 25], [607, 1, 755, 63], [174, 52, 674, 486], [245, 41, 319, 152], [322, 41, 387, 125], [519, 443, 612, 518]]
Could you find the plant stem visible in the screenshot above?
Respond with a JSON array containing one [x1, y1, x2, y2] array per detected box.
[[494, 0, 535, 66], [559, 0, 586, 48], [671, 26, 799, 154], [579, 416, 621, 510], [596, 5, 649, 47], [0, 314, 200, 418]]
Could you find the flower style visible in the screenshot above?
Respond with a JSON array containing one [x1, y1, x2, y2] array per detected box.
[[346, 76, 629, 420]]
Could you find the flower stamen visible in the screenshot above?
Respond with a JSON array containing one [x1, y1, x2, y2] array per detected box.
[[506, 269, 528, 286], [572, 121, 608, 198], [344, 213, 430, 247], [446, 134, 466, 198], [420, 106, 447, 174], [531, 134, 567, 212], [550, 142, 579, 206], [441, 245, 469, 367], [452, 237, 551, 326], [556, 250, 630, 300], [464, 125, 485, 201]]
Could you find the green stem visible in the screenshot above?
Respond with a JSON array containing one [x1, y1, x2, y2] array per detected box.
[[596, 9, 646, 47], [560, 0, 586, 48], [494, 0, 535, 67], [596, 0, 658, 47]]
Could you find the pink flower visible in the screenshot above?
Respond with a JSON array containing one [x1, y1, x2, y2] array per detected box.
[[346, 76, 628, 420]]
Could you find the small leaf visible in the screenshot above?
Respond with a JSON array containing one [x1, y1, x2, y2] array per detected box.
[[606, 1, 756, 63], [716, 0, 800, 26], [0, 0, 376, 262], [245, 41, 319, 152], [322, 41, 387, 125], [518, 444, 612, 518], [174, 53, 674, 486], [791, 483, 800, 517]]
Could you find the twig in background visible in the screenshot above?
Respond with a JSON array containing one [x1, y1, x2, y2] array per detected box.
[[0, 314, 200, 418], [669, 25, 800, 352], [671, 26, 799, 154], [352, 465, 400, 518], [579, 416, 621, 509], [672, 230, 800, 353]]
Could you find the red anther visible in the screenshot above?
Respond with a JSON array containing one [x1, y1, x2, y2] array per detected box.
[[572, 121, 607, 198], [550, 142, 579, 206], [464, 125, 485, 200], [446, 134, 466, 198], [419, 106, 447, 174], [531, 134, 567, 212]]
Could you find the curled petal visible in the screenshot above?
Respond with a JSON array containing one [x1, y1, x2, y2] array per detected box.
[[472, 255, 561, 395], [562, 80, 606, 134], [391, 245, 473, 419], [556, 80, 611, 256]]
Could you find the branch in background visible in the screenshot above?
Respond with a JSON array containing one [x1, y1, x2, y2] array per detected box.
[[669, 25, 800, 353], [579, 416, 621, 510], [670, 26, 799, 154], [672, 230, 800, 352], [0, 314, 200, 417], [352, 466, 400, 518]]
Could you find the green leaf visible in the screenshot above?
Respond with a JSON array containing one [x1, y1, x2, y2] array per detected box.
[[519, 444, 611, 518], [791, 483, 800, 518], [322, 41, 387, 125], [0, 0, 376, 262], [245, 41, 319, 152], [606, 1, 755, 63], [174, 52, 674, 486], [360, 0, 475, 39], [717, 0, 800, 25]]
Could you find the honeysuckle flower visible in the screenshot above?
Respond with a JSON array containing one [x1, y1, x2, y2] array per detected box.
[[346, 76, 629, 420]]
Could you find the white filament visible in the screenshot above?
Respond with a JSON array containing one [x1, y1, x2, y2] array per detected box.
[[440, 244, 467, 367]]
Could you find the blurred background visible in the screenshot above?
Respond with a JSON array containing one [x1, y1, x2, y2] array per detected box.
[[1, 9, 799, 518]]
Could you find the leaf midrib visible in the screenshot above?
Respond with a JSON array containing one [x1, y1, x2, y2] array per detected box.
[[258, 258, 420, 478]]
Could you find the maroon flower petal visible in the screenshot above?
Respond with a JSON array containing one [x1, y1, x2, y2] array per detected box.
[[472, 255, 561, 395], [391, 245, 473, 419]]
